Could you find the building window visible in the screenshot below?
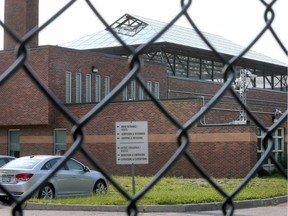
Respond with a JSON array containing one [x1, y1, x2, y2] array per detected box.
[[76, 72, 82, 103], [66, 71, 72, 103], [95, 75, 101, 102], [104, 76, 110, 96], [257, 128, 285, 171], [54, 129, 67, 155], [147, 81, 152, 99], [123, 86, 128, 101], [8, 129, 20, 157], [139, 86, 144, 100], [131, 79, 136, 100], [86, 74, 92, 103], [155, 82, 160, 99]]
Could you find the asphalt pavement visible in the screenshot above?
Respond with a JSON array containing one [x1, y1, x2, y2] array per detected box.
[[0, 203, 287, 216], [0, 196, 287, 216]]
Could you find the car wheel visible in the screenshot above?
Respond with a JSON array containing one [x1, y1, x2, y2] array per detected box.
[[38, 184, 55, 199], [93, 180, 107, 194], [0, 196, 12, 205]]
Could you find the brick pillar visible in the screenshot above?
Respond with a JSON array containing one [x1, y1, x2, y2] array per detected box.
[[4, 0, 39, 50]]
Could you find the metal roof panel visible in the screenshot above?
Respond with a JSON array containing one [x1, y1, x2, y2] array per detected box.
[[62, 14, 287, 67]]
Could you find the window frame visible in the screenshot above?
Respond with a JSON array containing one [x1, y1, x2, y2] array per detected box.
[[123, 86, 128, 101], [131, 79, 136, 100], [75, 72, 82, 103], [8, 129, 20, 157], [139, 85, 144, 100], [257, 128, 285, 171], [147, 81, 152, 99], [104, 76, 110, 96], [95, 75, 101, 102], [54, 129, 67, 155], [65, 71, 72, 103], [154, 81, 160, 99], [86, 74, 92, 103]]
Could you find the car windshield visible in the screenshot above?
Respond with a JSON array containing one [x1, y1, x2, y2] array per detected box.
[[2, 158, 42, 169]]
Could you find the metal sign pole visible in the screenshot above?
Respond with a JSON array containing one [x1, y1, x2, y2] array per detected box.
[[132, 163, 136, 195], [115, 121, 149, 196]]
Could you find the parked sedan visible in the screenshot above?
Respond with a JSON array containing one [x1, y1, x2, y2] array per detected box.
[[0, 155, 15, 167], [0, 155, 108, 200]]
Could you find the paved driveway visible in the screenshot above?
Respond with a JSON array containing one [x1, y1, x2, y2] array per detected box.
[[1, 203, 287, 216]]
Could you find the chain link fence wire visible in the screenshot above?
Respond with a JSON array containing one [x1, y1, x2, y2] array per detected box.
[[0, 0, 287, 215]]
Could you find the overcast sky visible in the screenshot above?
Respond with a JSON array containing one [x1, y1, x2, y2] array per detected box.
[[0, 0, 287, 63]]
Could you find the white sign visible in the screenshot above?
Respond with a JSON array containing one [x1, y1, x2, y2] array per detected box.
[[116, 121, 148, 165]]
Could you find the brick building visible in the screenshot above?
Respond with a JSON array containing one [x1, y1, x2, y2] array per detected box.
[[0, 1, 287, 177]]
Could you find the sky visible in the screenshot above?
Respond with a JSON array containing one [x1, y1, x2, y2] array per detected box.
[[0, 0, 287, 63]]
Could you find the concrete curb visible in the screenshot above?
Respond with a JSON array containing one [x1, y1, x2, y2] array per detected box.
[[24, 195, 287, 212]]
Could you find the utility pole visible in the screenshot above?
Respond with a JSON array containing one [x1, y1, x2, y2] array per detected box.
[[232, 69, 256, 124]]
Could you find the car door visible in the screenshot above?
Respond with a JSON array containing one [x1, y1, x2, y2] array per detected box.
[[42, 158, 72, 196], [64, 159, 92, 195]]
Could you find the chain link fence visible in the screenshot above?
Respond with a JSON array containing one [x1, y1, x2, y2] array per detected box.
[[0, 0, 287, 215]]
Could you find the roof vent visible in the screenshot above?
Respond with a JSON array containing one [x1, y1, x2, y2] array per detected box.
[[109, 14, 148, 37]]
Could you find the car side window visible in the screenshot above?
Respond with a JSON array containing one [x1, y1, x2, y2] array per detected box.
[[66, 159, 83, 171], [0, 159, 5, 167], [41, 158, 61, 170]]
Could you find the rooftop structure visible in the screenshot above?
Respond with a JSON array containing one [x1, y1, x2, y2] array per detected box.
[[63, 14, 287, 91]]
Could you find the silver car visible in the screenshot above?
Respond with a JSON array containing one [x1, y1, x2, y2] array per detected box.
[[0, 155, 108, 200], [0, 155, 15, 167]]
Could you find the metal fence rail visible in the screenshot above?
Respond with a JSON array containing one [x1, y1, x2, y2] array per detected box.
[[0, 0, 287, 215]]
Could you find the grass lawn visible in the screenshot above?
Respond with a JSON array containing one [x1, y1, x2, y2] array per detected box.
[[29, 175, 287, 205]]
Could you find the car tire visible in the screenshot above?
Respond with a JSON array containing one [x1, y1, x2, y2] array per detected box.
[[38, 184, 55, 199], [0, 196, 12, 205], [93, 180, 107, 194]]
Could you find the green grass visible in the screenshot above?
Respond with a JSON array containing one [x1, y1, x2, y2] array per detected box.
[[29, 175, 287, 206]]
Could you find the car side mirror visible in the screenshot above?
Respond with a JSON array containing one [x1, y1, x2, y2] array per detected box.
[[83, 166, 90, 172]]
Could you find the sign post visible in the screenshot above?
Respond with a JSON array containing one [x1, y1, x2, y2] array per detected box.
[[116, 121, 148, 195]]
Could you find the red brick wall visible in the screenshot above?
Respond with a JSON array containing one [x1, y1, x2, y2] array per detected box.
[[47, 46, 167, 104], [0, 48, 50, 125], [167, 76, 287, 126], [0, 95, 284, 178], [51, 100, 266, 178], [0, 46, 286, 178], [69, 137, 257, 178], [4, 0, 39, 49], [0, 46, 167, 126], [2, 46, 285, 127], [0, 125, 54, 157]]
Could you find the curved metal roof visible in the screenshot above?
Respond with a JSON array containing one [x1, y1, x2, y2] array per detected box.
[[62, 14, 286, 67]]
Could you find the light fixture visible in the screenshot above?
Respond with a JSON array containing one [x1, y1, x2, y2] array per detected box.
[[92, 66, 98, 73]]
